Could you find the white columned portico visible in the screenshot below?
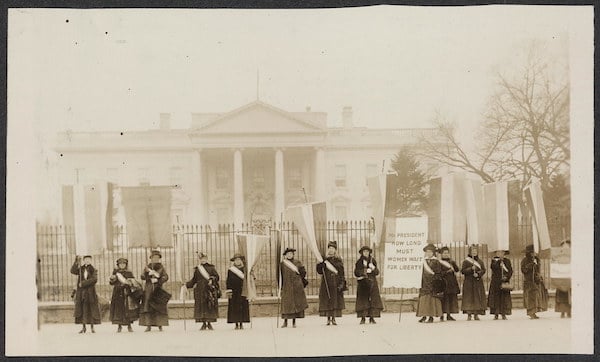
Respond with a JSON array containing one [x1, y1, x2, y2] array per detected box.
[[274, 148, 285, 218], [314, 147, 326, 201], [191, 149, 205, 224], [233, 148, 244, 227]]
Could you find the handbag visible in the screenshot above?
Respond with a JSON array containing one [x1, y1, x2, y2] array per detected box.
[[500, 281, 513, 291]]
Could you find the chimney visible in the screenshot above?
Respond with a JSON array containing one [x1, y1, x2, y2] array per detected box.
[[342, 106, 353, 129], [159, 113, 171, 130]]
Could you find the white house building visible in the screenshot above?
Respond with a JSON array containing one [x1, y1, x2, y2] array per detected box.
[[54, 101, 448, 226]]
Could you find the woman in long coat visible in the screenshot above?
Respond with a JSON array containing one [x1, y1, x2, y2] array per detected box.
[[438, 246, 460, 321], [521, 244, 548, 319], [226, 253, 250, 329], [109, 257, 142, 332], [280, 247, 308, 328], [461, 245, 487, 320], [488, 250, 513, 320], [354, 246, 383, 324], [70, 255, 101, 333], [186, 252, 220, 330], [416, 244, 443, 323], [139, 250, 170, 331], [317, 241, 347, 326]]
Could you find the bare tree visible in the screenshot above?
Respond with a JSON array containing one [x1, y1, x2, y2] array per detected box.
[[418, 42, 570, 193]]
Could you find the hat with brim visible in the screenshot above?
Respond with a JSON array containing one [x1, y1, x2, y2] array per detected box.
[[83, 255, 92, 259], [197, 252, 208, 259], [327, 241, 338, 249], [423, 244, 437, 252], [560, 239, 571, 246], [230, 253, 245, 262], [283, 247, 296, 255], [438, 246, 450, 253], [150, 250, 162, 258], [524, 244, 535, 253], [116, 257, 128, 265], [493, 249, 510, 255], [359, 246, 373, 254]]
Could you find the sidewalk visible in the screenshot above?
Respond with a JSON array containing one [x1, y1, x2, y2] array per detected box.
[[32, 309, 571, 356]]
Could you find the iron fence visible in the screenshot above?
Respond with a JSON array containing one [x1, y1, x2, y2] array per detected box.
[[36, 221, 552, 303]]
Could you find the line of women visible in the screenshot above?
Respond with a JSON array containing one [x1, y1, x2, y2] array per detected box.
[[415, 243, 556, 323], [68, 240, 568, 333]]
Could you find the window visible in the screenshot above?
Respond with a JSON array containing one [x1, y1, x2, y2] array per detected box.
[[253, 167, 265, 188], [335, 165, 346, 187], [170, 167, 183, 188], [335, 206, 347, 220], [365, 163, 378, 186], [288, 167, 302, 189], [106, 168, 119, 183], [138, 168, 149, 186], [216, 167, 228, 190]]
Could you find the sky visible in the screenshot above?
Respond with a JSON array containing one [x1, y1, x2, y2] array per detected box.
[[8, 5, 575, 220]]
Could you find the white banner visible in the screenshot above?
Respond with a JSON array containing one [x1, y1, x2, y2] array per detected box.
[[382, 216, 428, 288]]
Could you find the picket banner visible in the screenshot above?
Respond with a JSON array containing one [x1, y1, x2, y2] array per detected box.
[[382, 216, 428, 289], [236, 234, 270, 300], [121, 186, 173, 248], [524, 178, 551, 251], [367, 174, 387, 246], [550, 246, 571, 291], [284, 203, 324, 263], [73, 184, 106, 255]]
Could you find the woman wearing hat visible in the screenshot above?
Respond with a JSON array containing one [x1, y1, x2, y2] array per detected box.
[[416, 244, 443, 323], [521, 244, 548, 319], [461, 245, 487, 320], [109, 258, 141, 332], [437, 246, 460, 321], [185, 252, 221, 330], [226, 253, 250, 329], [555, 240, 571, 318], [354, 246, 383, 324], [280, 247, 308, 328], [70, 255, 101, 333], [317, 241, 347, 326], [139, 250, 170, 331], [487, 250, 513, 320]]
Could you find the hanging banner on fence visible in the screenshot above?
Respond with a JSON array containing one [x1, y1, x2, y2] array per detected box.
[[427, 173, 467, 243], [382, 216, 428, 289], [237, 234, 270, 300], [524, 178, 551, 252], [72, 184, 107, 255], [284, 202, 326, 263], [481, 180, 521, 253], [550, 245, 571, 291], [121, 186, 172, 248]]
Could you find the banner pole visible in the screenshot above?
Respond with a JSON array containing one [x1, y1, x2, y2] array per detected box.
[[399, 288, 404, 323]]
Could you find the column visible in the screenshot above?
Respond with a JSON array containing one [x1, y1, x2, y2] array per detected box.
[[313, 147, 326, 201], [274, 148, 285, 218], [191, 149, 205, 225], [233, 148, 244, 227]]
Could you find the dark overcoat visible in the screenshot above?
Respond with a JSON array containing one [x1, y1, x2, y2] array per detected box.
[[487, 257, 513, 315], [317, 256, 346, 317], [521, 255, 548, 315], [354, 256, 384, 317], [461, 256, 487, 314], [186, 263, 220, 322], [419, 258, 443, 296], [226, 267, 250, 323], [280, 259, 308, 318], [439, 258, 460, 295], [139, 263, 170, 326], [109, 269, 140, 325], [70, 262, 101, 324]]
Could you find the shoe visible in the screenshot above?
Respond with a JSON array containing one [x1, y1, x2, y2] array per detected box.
[[117, 325, 122, 332], [127, 325, 133, 332], [144, 326, 151, 332], [418, 317, 426, 323], [426, 317, 434, 323], [502, 315, 507, 320], [447, 315, 456, 321], [567, 313, 571, 318], [467, 314, 472, 321], [369, 317, 376, 324], [292, 322, 296, 328], [440, 315, 444, 321], [158, 326, 163, 332], [360, 317, 366, 325], [474, 315, 480, 321], [207, 323, 213, 330], [90, 326, 95, 333], [281, 320, 288, 328], [331, 319, 337, 326], [326, 320, 331, 326], [235, 324, 239, 330], [494, 315, 498, 320], [200, 323, 207, 330], [78, 327, 86, 334], [239, 324, 244, 330], [529, 314, 539, 319]]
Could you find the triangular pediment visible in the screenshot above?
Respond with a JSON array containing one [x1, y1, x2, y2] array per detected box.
[[196, 101, 325, 134]]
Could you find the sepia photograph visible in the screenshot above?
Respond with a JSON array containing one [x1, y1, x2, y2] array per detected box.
[[5, 4, 594, 357]]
